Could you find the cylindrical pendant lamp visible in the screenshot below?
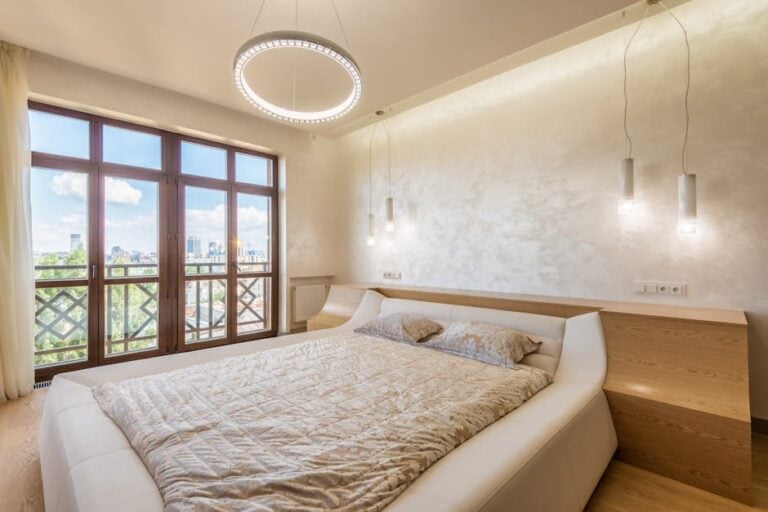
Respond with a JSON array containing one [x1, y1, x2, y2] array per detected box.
[[367, 213, 376, 246], [385, 197, 394, 232], [618, 158, 634, 215], [678, 173, 697, 235]]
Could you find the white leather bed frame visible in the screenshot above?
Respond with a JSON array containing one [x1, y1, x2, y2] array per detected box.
[[40, 291, 616, 512]]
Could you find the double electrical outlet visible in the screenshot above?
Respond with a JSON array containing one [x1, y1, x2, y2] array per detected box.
[[634, 282, 686, 296]]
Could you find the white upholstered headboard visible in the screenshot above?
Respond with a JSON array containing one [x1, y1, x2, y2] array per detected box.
[[377, 298, 566, 375]]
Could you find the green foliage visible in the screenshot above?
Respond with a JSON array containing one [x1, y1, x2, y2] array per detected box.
[[34, 251, 159, 367]]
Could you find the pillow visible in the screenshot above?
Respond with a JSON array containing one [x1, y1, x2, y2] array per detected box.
[[424, 321, 545, 369], [354, 313, 444, 344]]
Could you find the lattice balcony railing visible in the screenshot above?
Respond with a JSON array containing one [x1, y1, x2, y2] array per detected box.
[[34, 262, 269, 366]]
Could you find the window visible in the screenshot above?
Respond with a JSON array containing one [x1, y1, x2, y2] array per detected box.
[[29, 103, 279, 379]]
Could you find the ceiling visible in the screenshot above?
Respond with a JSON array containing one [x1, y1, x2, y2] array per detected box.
[[0, 0, 639, 135]]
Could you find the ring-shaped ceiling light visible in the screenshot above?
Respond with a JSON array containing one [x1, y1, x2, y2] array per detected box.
[[233, 30, 362, 124]]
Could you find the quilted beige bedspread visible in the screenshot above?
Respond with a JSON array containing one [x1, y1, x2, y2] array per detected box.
[[93, 333, 552, 512]]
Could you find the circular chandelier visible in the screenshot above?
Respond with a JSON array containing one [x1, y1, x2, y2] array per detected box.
[[233, 30, 362, 124]]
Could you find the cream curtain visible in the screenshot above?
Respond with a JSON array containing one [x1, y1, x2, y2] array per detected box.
[[0, 42, 34, 401]]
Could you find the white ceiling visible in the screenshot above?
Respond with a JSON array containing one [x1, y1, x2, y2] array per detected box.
[[0, 0, 638, 135]]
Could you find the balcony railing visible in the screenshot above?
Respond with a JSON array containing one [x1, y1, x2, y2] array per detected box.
[[34, 261, 268, 366]]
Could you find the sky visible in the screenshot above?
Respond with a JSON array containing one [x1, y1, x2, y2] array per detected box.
[[29, 110, 270, 258]]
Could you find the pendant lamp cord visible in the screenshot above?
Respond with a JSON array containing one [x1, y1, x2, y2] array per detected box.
[[369, 123, 380, 215], [660, 0, 691, 175], [330, 0, 352, 49], [623, 5, 649, 159], [382, 122, 392, 196]]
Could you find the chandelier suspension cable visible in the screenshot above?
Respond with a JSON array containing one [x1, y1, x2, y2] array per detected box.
[[623, 4, 649, 159], [248, 0, 268, 38], [291, 0, 298, 112], [660, 0, 691, 175], [330, 0, 351, 49]]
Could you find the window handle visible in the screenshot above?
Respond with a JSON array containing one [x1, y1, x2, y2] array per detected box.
[[91, 264, 98, 280]]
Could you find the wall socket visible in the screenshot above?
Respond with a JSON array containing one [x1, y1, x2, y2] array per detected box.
[[634, 282, 686, 296], [383, 271, 402, 280]]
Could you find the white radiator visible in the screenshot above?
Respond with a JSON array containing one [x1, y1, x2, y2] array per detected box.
[[292, 284, 328, 322]]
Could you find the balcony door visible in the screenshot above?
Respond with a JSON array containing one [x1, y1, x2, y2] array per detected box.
[[30, 103, 278, 380], [177, 138, 277, 351]]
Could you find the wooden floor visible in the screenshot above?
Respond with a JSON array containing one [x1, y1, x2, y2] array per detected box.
[[1, 390, 767, 512]]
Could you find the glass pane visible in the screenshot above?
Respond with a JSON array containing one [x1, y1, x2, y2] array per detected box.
[[185, 186, 227, 275], [237, 193, 270, 272], [236, 152, 272, 186], [103, 125, 162, 170], [184, 279, 226, 342], [31, 168, 89, 280], [181, 141, 226, 179], [105, 282, 158, 356], [237, 277, 269, 334], [104, 178, 158, 277], [29, 110, 90, 159], [34, 286, 88, 367]]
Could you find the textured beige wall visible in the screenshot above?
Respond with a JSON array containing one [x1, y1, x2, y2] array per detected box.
[[26, 54, 342, 331], [336, 0, 768, 418]]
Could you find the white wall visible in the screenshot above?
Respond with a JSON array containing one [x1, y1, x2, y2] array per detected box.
[[335, 0, 768, 418], [27, 53, 342, 332]]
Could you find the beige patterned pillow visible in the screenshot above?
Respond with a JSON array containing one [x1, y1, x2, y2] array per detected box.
[[354, 313, 444, 344], [424, 321, 545, 369]]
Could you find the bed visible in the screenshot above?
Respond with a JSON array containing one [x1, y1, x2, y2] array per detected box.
[[40, 290, 616, 511]]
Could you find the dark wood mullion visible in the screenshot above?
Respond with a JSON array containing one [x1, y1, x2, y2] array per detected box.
[[174, 136, 187, 354], [269, 180, 279, 334], [178, 174, 230, 191], [98, 162, 164, 181], [102, 118, 163, 136], [227, 149, 237, 347], [35, 279, 90, 289], [29, 101, 92, 122], [233, 271, 273, 279], [30, 153, 93, 171], [164, 132, 178, 355], [103, 276, 160, 286], [89, 116, 102, 368], [183, 272, 229, 282], [232, 182, 277, 197]]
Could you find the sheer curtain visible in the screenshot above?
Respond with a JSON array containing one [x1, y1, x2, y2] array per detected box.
[[0, 42, 34, 401]]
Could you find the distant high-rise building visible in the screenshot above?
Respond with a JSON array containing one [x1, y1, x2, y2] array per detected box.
[[70, 233, 82, 252], [110, 245, 124, 260], [208, 241, 218, 256], [187, 236, 202, 258]]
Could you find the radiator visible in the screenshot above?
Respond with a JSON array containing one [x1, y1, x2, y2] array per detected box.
[[292, 284, 328, 322]]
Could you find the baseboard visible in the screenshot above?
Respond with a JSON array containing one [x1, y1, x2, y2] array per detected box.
[[752, 416, 768, 435]]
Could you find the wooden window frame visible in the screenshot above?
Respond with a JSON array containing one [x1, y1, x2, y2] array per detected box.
[[30, 101, 279, 381]]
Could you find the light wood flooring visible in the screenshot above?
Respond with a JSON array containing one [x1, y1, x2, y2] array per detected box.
[[1, 390, 767, 512]]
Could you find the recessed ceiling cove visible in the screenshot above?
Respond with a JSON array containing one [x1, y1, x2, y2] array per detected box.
[[0, 0, 643, 134]]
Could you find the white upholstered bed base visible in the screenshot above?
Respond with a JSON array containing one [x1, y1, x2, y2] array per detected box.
[[40, 291, 616, 512]]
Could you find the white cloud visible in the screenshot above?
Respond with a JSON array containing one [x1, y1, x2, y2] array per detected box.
[[49, 174, 143, 205], [184, 205, 269, 249], [105, 177, 142, 205], [238, 206, 269, 227], [51, 173, 86, 200]]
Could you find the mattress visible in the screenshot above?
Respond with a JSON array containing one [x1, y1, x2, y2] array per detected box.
[[40, 291, 617, 512]]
